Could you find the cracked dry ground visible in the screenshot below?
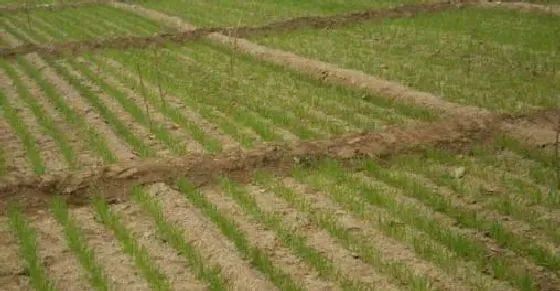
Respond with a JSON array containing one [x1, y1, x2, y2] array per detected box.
[[1, 2, 560, 291]]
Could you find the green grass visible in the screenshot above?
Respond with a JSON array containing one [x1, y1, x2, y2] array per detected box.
[[135, 0, 427, 27], [49, 58, 154, 157], [50, 197, 109, 291], [297, 159, 537, 290], [89, 55, 224, 153], [255, 7, 560, 113], [177, 178, 301, 291], [0, 89, 45, 175], [7, 202, 57, 291], [16, 56, 117, 164], [0, 59, 79, 169], [4, 5, 161, 43], [131, 186, 227, 290], [68, 58, 187, 155], [224, 175, 400, 290], [92, 197, 171, 291]]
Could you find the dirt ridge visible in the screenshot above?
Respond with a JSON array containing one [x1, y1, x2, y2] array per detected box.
[[0, 114, 501, 211]]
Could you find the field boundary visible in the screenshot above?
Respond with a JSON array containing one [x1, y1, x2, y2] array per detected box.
[[0, 114, 502, 211], [0, 0, 122, 13]]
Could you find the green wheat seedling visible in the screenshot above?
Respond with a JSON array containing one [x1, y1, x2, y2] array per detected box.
[[93, 55, 223, 153], [91, 197, 171, 291], [222, 176, 375, 291], [289, 162, 495, 290], [176, 178, 301, 291], [402, 151, 560, 246], [1, 18, 37, 44], [70, 58, 187, 156], [50, 197, 109, 291], [106, 49, 256, 148], [7, 202, 57, 291], [0, 60, 79, 169], [358, 160, 537, 290], [0, 89, 45, 175], [253, 172, 432, 291], [16, 57, 117, 164], [364, 160, 560, 273], [49, 59, 154, 158], [131, 186, 227, 291]]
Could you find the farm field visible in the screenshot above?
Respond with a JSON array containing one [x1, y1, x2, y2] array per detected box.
[[253, 6, 560, 113], [1, 1, 559, 291], [0, 4, 166, 47]]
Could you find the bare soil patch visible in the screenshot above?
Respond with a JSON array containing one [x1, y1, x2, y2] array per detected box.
[[480, 1, 560, 15]]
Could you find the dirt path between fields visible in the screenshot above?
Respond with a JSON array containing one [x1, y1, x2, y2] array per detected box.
[[0, 113, 501, 211], [480, 1, 560, 15]]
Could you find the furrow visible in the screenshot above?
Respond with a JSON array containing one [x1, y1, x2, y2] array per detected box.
[[84, 58, 205, 154], [59, 61, 165, 157], [0, 118, 30, 176], [0, 19, 39, 45], [0, 216, 32, 291], [147, 183, 277, 291], [28, 213, 91, 290], [244, 181, 402, 290], [0, 70, 66, 174], [202, 186, 339, 291], [0, 27, 23, 47], [9, 62, 101, 168], [70, 206, 150, 291], [26, 54, 135, 162], [281, 176, 512, 291], [111, 201, 208, 291]]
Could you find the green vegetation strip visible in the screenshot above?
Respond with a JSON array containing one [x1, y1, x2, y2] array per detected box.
[[88, 55, 223, 153], [283, 165, 491, 290], [0, 59, 78, 169], [254, 173, 432, 291], [396, 148, 560, 245], [0, 89, 45, 175], [92, 197, 171, 291], [131, 186, 226, 290], [7, 202, 57, 291], [364, 160, 560, 274], [50, 197, 109, 291], [299, 159, 536, 291], [49, 59, 154, 157], [16, 56, 117, 163], [69, 58, 186, 155], [176, 178, 301, 291], [222, 176, 383, 291]]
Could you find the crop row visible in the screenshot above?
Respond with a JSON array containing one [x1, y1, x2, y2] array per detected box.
[[0, 10, 437, 175], [5, 142, 558, 290]]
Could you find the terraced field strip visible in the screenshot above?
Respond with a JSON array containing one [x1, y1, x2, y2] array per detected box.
[[253, 5, 560, 114], [0, 3, 162, 47], [0, 0, 121, 13]]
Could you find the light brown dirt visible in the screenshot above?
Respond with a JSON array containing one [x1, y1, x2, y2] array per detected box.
[[26, 54, 136, 162], [0, 67, 67, 174], [202, 186, 340, 291], [102, 57, 242, 152], [112, 201, 208, 291], [29, 212, 91, 290], [246, 184, 401, 290], [70, 206, 151, 291], [479, 1, 560, 15], [11, 62, 102, 169], [0, 118, 31, 176], [0, 217, 32, 291], [145, 183, 277, 291]]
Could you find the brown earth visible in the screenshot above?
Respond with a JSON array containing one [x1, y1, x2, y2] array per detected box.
[[0, 112, 502, 212]]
